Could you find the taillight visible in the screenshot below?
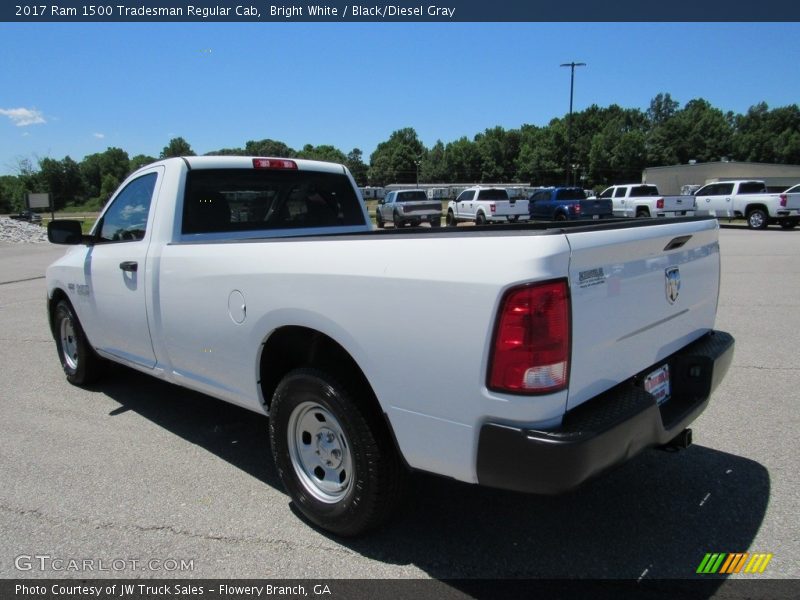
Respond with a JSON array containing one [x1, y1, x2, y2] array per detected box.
[[657, 198, 664, 209], [252, 158, 298, 170], [490, 203, 496, 213], [488, 280, 571, 394], [780, 193, 787, 207]]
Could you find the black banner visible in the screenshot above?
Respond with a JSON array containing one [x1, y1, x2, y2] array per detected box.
[[3, 0, 800, 22], [3, 579, 800, 600]]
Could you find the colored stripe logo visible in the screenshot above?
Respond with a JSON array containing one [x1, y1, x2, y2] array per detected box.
[[696, 553, 773, 574]]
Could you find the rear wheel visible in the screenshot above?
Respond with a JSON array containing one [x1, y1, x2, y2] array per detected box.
[[779, 220, 796, 230], [53, 299, 102, 385], [375, 211, 384, 229], [393, 211, 403, 228], [636, 208, 650, 218], [747, 208, 768, 230], [476, 212, 487, 226], [269, 368, 407, 536], [446, 210, 457, 227]]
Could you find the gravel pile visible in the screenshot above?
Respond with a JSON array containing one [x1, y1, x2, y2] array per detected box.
[[0, 217, 49, 244]]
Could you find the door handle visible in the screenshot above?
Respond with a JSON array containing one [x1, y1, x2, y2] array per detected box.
[[119, 261, 138, 272]]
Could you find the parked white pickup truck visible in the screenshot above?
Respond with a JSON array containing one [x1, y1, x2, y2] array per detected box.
[[46, 156, 734, 536], [598, 184, 696, 218], [375, 189, 442, 228], [693, 179, 800, 229], [446, 186, 528, 225]]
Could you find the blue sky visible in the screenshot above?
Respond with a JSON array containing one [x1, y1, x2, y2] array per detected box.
[[1, 22, 799, 175]]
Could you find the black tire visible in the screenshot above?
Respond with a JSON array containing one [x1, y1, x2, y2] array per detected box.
[[53, 299, 102, 386], [779, 220, 796, 230], [476, 212, 487, 226], [446, 210, 457, 227], [636, 208, 650, 218], [430, 217, 441, 228], [554, 212, 568, 222], [392, 211, 403, 228], [375, 211, 384, 229], [268, 368, 407, 536], [747, 208, 768, 230]]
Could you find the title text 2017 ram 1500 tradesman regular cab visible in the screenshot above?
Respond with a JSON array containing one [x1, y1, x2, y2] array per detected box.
[[46, 156, 734, 536]]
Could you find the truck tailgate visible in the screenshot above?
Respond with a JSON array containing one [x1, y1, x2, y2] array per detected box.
[[662, 195, 695, 213], [781, 192, 800, 211], [496, 200, 529, 216], [564, 218, 720, 410], [579, 198, 612, 217]]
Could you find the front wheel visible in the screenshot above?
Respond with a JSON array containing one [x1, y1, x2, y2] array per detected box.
[[747, 208, 768, 230], [53, 299, 102, 385], [268, 369, 406, 536], [375, 211, 384, 229], [446, 210, 457, 227]]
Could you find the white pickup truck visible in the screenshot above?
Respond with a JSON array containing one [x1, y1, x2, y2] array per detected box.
[[375, 189, 442, 228], [46, 156, 734, 536], [446, 186, 529, 225], [598, 184, 696, 219], [693, 179, 800, 229]]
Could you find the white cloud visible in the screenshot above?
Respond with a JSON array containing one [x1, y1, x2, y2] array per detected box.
[[93, 132, 105, 139], [0, 107, 46, 127]]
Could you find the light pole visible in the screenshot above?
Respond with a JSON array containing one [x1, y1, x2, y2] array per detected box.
[[560, 61, 586, 187]]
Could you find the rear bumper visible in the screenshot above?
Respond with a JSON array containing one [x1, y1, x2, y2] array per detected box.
[[476, 330, 734, 495]]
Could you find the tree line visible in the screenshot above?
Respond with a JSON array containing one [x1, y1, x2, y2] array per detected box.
[[2, 93, 798, 213]]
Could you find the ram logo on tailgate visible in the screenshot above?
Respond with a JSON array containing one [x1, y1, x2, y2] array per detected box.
[[665, 267, 681, 304]]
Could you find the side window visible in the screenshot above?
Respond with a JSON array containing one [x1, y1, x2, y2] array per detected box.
[[613, 188, 627, 198], [739, 182, 766, 194], [717, 183, 735, 195], [599, 188, 613, 198], [456, 191, 471, 202], [98, 173, 157, 242], [697, 184, 715, 196]]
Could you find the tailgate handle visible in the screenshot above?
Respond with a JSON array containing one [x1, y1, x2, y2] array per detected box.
[[119, 261, 138, 272], [664, 235, 692, 251]]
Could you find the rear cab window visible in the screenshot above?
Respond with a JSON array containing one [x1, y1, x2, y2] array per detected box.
[[630, 185, 659, 197], [396, 191, 428, 202], [477, 189, 509, 201], [182, 169, 366, 235]]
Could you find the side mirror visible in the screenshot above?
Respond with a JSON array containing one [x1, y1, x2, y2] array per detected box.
[[48, 220, 88, 245]]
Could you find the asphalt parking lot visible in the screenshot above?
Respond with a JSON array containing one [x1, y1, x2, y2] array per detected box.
[[0, 226, 798, 586]]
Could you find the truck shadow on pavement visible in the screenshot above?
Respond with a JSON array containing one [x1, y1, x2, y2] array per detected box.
[[96, 364, 769, 593]]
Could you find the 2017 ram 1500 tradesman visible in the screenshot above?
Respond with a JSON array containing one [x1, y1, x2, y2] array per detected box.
[[46, 156, 734, 536]]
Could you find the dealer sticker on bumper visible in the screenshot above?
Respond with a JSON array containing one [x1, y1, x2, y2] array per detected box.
[[644, 364, 671, 406]]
